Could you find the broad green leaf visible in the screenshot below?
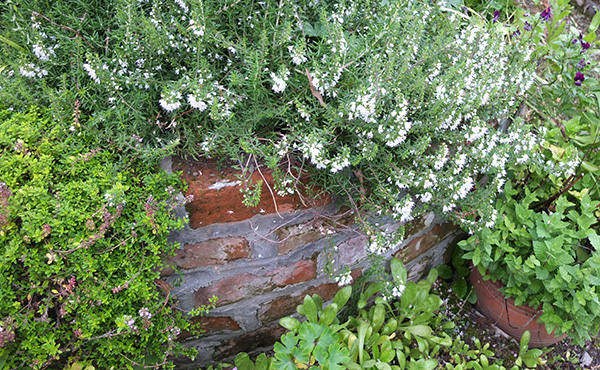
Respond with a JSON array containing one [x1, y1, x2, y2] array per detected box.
[[255, 353, 269, 370], [320, 303, 338, 326], [280, 317, 300, 331], [375, 362, 393, 370], [589, 234, 600, 250], [298, 322, 323, 344], [401, 325, 433, 337], [303, 295, 318, 323], [372, 304, 386, 333], [452, 279, 468, 299], [590, 9, 600, 31], [334, 285, 352, 309], [391, 258, 407, 283], [436, 264, 453, 280], [279, 332, 299, 354], [380, 349, 396, 363], [235, 352, 255, 370], [396, 350, 406, 369], [273, 357, 298, 370], [328, 343, 350, 370]]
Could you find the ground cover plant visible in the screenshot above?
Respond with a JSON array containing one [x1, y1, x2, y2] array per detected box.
[[0, 0, 599, 368], [203, 259, 547, 370], [0, 107, 206, 369]]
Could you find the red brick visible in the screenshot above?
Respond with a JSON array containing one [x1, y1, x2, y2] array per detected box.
[[275, 224, 326, 255], [394, 222, 459, 264], [172, 157, 329, 228], [178, 316, 241, 340], [259, 269, 362, 323], [169, 237, 250, 269], [195, 273, 272, 308], [194, 259, 320, 308], [268, 259, 317, 287]]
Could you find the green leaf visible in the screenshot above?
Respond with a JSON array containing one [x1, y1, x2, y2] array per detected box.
[[235, 352, 255, 370], [327, 343, 350, 370], [279, 332, 299, 354], [380, 349, 396, 363], [273, 357, 297, 370], [255, 353, 269, 370], [401, 325, 433, 337], [519, 330, 530, 357], [436, 264, 453, 280], [375, 362, 393, 370], [452, 279, 468, 299], [396, 350, 406, 369], [303, 295, 318, 323], [280, 317, 300, 331], [320, 303, 339, 326], [334, 285, 352, 309], [391, 258, 407, 283], [372, 304, 386, 333], [589, 9, 600, 32], [298, 322, 323, 344], [589, 234, 600, 250]]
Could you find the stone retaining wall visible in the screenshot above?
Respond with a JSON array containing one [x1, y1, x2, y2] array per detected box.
[[160, 156, 464, 367]]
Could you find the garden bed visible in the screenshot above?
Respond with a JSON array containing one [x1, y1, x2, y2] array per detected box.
[[433, 277, 600, 369]]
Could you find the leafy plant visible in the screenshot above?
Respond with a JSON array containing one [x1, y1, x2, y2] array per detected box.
[[0, 0, 546, 239], [267, 258, 540, 370], [0, 107, 201, 369]]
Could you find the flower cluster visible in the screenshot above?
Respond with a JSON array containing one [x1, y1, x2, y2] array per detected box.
[[381, 281, 406, 302], [335, 270, 353, 287]]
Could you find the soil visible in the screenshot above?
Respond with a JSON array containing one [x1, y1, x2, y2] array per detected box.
[[433, 276, 600, 370]]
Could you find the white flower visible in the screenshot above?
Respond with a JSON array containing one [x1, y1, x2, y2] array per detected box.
[[187, 94, 208, 111], [335, 270, 353, 287], [19, 63, 47, 78], [394, 196, 415, 223], [83, 63, 100, 84], [454, 177, 474, 200], [159, 91, 182, 112], [288, 45, 307, 65], [32, 43, 54, 61], [270, 70, 290, 93], [174, 0, 189, 13]]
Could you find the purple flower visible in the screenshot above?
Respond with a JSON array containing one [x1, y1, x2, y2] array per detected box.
[[577, 59, 588, 69], [581, 41, 591, 53], [540, 7, 552, 22], [493, 10, 500, 23], [573, 39, 579, 44], [524, 21, 532, 31], [575, 72, 585, 86]]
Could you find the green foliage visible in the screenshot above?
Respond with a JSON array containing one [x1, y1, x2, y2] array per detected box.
[[459, 0, 600, 347], [459, 168, 600, 344], [0, 0, 543, 236], [205, 258, 544, 370], [0, 107, 200, 369]]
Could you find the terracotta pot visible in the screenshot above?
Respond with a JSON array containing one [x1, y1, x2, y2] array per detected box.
[[469, 266, 567, 348]]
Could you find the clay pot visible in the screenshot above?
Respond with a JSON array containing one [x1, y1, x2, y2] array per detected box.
[[469, 266, 567, 348]]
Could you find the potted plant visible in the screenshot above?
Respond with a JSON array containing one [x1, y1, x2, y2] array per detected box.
[[459, 130, 600, 347]]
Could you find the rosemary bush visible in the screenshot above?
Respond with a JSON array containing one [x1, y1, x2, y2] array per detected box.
[[1, 0, 543, 237]]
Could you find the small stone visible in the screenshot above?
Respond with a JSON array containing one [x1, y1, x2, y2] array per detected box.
[[580, 352, 592, 367]]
